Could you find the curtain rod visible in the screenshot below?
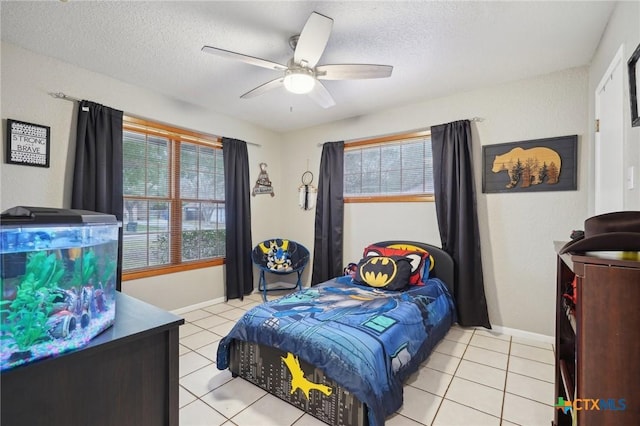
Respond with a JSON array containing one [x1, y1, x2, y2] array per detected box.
[[49, 91, 261, 148], [316, 118, 485, 147], [50, 92, 81, 102]]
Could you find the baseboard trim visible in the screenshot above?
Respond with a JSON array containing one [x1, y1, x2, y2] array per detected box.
[[171, 297, 225, 315], [487, 325, 554, 344]]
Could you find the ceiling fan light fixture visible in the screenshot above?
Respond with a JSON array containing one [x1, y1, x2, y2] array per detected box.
[[202, 12, 391, 107], [283, 69, 315, 94]]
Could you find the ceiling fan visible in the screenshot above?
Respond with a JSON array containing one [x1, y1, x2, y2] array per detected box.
[[201, 11, 393, 108]]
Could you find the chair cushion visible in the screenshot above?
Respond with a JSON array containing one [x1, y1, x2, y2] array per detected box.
[[258, 239, 293, 271]]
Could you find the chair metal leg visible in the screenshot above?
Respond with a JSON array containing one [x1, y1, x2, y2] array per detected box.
[[296, 269, 303, 291], [256, 265, 306, 302], [259, 271, 268, 302]]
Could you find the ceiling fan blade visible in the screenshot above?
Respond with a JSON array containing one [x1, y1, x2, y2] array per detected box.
[[307, 80, 336, 108], [294, 12, 333, 68], [315, 64, 393, 80], [240, 77, 284, 99], [202, 45, 287, 71]]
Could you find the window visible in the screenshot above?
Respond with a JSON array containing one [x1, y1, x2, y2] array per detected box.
[[343, 131, 434, 202], [122, 117, 225, 279]]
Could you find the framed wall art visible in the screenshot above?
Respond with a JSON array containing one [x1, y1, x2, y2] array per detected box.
[[482, 135, 577, 193], [5, 119, 50, 168], [628, 42, 640, 127]]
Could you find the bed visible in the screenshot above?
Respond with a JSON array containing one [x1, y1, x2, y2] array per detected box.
[[216, 241, 457, 426]]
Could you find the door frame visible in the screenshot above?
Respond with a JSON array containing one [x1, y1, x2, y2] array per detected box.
[[594, 44, 625, 214]]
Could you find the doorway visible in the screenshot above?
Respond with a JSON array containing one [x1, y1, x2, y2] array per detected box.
[[594, 45, 625, 214]]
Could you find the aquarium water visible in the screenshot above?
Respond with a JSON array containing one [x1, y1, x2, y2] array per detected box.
[[1, 207, 119, 371]]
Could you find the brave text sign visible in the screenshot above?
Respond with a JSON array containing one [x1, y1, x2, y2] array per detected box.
[[5, 119, 50, 168]]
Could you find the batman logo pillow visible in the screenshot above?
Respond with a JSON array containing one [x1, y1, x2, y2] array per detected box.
[[363, 245, 428, 285], [354, 255, 412, 291]]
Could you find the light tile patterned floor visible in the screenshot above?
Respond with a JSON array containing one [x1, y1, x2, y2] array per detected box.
[[178, 292, 555, 425]]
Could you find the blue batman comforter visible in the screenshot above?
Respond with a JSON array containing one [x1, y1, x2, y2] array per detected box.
[[217, 277, 456, 426]]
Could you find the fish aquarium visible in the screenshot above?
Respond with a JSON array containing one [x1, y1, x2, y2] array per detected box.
[[0, 206, 120, 371]]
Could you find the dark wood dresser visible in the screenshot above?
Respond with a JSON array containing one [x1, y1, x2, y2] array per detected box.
[[554, 242, 640, 426], [1, 291, 184, 426]]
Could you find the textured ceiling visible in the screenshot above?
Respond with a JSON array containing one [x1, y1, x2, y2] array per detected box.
[[1, 1, 615, 133]]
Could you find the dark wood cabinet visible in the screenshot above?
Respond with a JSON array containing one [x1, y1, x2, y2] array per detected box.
[[554, 243, 640, 426], [1, 292, 184, 426]]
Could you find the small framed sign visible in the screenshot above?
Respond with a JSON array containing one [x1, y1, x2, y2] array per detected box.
[[5, 119, 50, 168]]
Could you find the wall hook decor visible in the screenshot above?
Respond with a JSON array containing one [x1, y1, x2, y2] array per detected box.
[[298, 170, 317, 210]]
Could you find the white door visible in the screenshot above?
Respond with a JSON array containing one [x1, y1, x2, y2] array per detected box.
[[594, 45, 625, 214]]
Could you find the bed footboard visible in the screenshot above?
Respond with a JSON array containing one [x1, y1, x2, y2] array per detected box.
[[229, 339, 368, 426]]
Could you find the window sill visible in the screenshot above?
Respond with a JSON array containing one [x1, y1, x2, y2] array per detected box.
[[123, 258, 225, 281], [344, 195, 434, 203]]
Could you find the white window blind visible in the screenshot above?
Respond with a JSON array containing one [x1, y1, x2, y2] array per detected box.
[[344, 134, 434, 200]]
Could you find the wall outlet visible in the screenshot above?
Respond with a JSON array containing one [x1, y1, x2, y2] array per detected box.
[[628, 166, 635, 190]]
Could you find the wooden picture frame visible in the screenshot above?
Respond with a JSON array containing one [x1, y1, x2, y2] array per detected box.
[[5, 119, 50, 168], [482, 135, 577, 193], [628, 42, 640, 127]]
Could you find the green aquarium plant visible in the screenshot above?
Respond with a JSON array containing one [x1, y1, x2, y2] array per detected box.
[[68, 249, 96, 288], [100, 257, 117, 288], [0, 277, 11, 335], [68, 248, 116, 289], [5, 251, 65, 352]]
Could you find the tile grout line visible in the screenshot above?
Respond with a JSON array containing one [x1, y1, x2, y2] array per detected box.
[[227, 392, 269, 425], [438, 396, 503, 423], [475, 329, 554, 352], [435, 345, 506, 422], [502, 390, 555, 408], [180, 392, 229, 424], [466, 341, 511, 356], [434, 329, 504, 423], [506, 369, 555, 385], [499, 336, 512, 424], [428, 327, 475, 424], [508, 352, 555, 366]]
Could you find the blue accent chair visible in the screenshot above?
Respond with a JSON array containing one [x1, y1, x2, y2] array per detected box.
[[251, 239, 310, 301]]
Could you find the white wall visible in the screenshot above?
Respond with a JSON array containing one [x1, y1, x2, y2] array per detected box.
[[282, 67, 590, 336], [0, 41, 283, 310], [278, 0, 638, 335], [7, 19, 635, 336], [587, 0, 640, 214]]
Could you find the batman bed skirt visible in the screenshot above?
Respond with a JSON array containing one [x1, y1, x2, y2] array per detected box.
[[216, 242, 457, 426]]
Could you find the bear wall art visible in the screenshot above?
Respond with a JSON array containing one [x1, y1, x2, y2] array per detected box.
[[482, 135, 577, 193]]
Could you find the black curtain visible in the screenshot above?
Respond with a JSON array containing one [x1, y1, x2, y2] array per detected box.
[[71, 100, 124, 290], [311, 141, 344, 285], [431, 120, 491, 328], [222, 137, 253, 300]]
